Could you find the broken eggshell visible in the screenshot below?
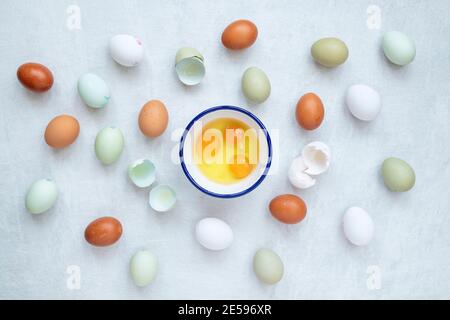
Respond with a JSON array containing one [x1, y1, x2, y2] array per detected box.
[[128, 159, 156, 188], [301, 141, 331, 175], [288, 157, 316, 189], [175, 47, 205, 86], [149, 185, 176, 212]]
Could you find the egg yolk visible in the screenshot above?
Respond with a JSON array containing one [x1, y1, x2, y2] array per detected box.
[[229, 156, 253, 179]]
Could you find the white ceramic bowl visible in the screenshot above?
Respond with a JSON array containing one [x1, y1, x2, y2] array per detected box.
[[179, 106, 272, 198]]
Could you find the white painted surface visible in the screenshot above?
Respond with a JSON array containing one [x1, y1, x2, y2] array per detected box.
[[0, 0, 449, 299]]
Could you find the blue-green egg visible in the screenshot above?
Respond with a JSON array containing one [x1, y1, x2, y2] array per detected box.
[[253, 248, 284, 284], [95, 127, 124, 165], [25, 178, 58, 214], [77, 73, 110, 108], [382, 31, 416, 66], [130, 249, 158, 287]]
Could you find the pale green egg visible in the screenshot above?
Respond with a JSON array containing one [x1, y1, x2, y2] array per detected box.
[[382, 31, 416, 66], [130, 249, 158, 287], [253, 248, 284, 284], [77, 73, 110, 108], [311, 37, 349, 67], [25, 178, 58, 214], [382, 157, 415, 192], [95, 127, 124, 165], [241, 67, 271, 103]]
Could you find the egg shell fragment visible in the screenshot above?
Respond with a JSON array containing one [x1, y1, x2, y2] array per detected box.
[[381, 157, 415, 192], [84, 216, 123, 247], [138, 100, 169, 138], [128, 159, 156, 188], [149, 185, 176, 212], [109, 34, 144, 67], [175, 47, 205, 86], [288, 156, 316, 189], [346, 84, 381, 121], [77, 73, 110, 109], [17, 62, 54, 92], [311, 37, 349, 68], [95, 127, 124, 165], [44, 115, 80, 149], [25, 178, 58, 214], [130, 249, 158, 287], [221, 19, 258, 50], [241, 67, 271, 103], [295, 92, 325, 130], [302, 141, 331, 175], [269, 194, 307, 224], [195, 217, 234, 251], [343, 207, 374, 246], [253, 248, 284, 285], [382, 31, 416, 66]]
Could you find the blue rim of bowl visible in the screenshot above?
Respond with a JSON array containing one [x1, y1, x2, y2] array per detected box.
[[179, 105, 272, 198]]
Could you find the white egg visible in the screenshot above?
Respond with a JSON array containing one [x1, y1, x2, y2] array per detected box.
[[288, 156, 316, 189], [343, 207, 374, 246], [130, 249, 157, 287], [149, 185, 176, 212], [301, 141, 331, 175], [195, 217, 233, 251], [109, 34, 144, 67], [346, 84, 381, 121]]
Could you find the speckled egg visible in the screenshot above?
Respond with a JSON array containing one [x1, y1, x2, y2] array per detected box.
[[44, 115, 80, 149], [138, 100, 169, 138]]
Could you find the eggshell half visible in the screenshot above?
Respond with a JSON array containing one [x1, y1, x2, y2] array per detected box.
[[149, 185, 176, 212], [128, 159, 156, 188]]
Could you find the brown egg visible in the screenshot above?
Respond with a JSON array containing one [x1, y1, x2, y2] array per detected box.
[[44, 115, 80, 149], [138, 99, 169, 138], [269, 194, 307, 224], [295, 93, 325, 130], [221, 19, 258, 50], [84, 217, 123, 247], [17, 62, 54, 92]]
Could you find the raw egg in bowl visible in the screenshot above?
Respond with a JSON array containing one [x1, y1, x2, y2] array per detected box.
[[180, 106, 272, 198]]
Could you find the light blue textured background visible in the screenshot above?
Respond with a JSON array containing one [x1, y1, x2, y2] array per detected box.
[[0, 0, 449, 299]]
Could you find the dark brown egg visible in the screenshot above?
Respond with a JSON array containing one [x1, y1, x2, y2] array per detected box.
[[17, 62, 54, 92], [84, 216, 123, 247]]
